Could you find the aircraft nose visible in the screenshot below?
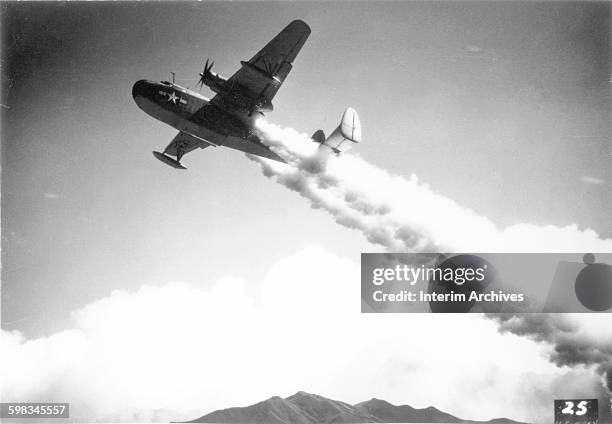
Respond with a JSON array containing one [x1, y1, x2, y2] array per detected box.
[[132, 79, 150, 99]]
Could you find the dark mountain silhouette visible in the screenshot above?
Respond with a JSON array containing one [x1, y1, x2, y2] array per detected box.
[[185, 391, 529, 424], [355, 398, 461, 423]]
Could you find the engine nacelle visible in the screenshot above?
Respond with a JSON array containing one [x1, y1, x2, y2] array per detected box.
[[201, 72, 229, 95]]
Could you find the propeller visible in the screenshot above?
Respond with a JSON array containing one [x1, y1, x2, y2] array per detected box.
[[197, 58, 214, 90]]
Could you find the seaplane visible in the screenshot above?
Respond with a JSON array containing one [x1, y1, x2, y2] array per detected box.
[[132, 20, 361, 169]]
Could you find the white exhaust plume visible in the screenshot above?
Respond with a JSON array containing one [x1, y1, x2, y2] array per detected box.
[[251, 120, 612, 413], [250, 119, 612, 253]]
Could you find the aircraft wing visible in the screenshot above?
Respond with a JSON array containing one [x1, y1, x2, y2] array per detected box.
[[154, 131, 217, 169], [221, 20, 311, 105], [162, 131, 208, 157]]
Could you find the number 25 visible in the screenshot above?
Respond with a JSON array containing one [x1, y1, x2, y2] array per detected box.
[[562, 401, 588, 416]]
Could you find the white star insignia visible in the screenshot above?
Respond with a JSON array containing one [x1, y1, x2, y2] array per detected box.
[[167, 92, 178, 104]]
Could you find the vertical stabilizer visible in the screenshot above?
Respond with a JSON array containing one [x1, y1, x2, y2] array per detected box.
[[316, 107, 361, 154]]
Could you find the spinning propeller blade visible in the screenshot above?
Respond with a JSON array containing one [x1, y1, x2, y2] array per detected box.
[[197, 58, 214, 89]]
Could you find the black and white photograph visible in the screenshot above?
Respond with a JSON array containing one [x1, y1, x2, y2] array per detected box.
[[1, 2, 611, 423]]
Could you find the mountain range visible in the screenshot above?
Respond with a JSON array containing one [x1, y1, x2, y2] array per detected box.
[[184, 391, 529, 424]]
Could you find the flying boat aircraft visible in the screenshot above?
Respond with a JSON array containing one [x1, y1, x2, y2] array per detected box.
[[132, 20, 361, 169]]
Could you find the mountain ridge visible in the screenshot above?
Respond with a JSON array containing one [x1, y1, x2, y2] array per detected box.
[[184, 391, 529, 424]]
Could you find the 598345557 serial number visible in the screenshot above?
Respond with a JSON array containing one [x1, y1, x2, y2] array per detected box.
[[0, 403, 69, 418]]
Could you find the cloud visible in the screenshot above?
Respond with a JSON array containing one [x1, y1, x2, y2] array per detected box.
[[249, 120, 612, 253], [580, 176, 605, 186], [1, 246, 599, 423], [43, 193, 61, 199], [465, 45, 483, 53], [488, 314, 612, 394]]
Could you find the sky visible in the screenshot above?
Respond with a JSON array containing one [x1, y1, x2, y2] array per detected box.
[[1, 2, 611, 423]]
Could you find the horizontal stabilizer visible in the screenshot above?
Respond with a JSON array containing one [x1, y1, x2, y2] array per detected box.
[[318, 107, 361, 155], [312, 129, 326, 144], [152, 151, 187, 169]]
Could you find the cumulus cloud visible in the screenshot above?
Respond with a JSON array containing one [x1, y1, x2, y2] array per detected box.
[[3, 123, 610, 423], [249, 120, 612, 253], [580, 176, 605, 186], [488, 314, 612, 394], [487, 314, 612, 422], [1, 246, 599, 424], [245, 122, 612, 420]]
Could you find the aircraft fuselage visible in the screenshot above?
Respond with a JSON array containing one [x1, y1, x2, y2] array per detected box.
[[132, 80, 254, 142], [132, 79, 286, 163]]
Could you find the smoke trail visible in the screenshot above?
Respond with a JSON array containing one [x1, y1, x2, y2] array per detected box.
[[249, 119, 612, 253], [249, 120, 612, 414], [488, 314, 612, 395]]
